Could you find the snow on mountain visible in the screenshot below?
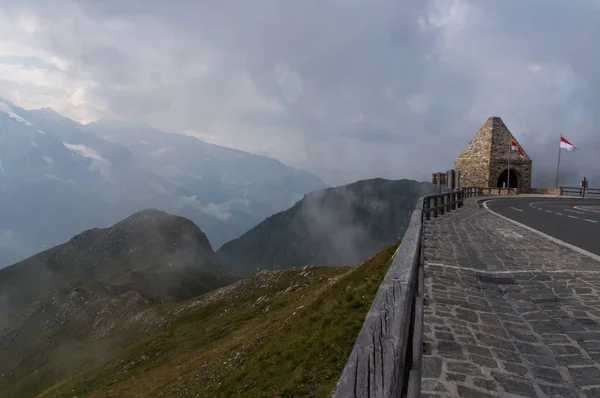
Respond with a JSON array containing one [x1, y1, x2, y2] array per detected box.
[[0, 98, 229, 266], [0, 99, 32, 125], [0, 98, 327, 267], [46, 173, 69, 183]]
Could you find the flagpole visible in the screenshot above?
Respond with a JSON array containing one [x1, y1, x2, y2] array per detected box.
[[555, 133, 562, 188], [507, 136, 511, 189]]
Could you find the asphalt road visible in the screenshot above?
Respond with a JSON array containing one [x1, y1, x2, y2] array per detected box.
[[485, 196, 600, 256]]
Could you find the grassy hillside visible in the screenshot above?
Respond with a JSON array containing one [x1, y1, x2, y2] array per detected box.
[[0, 209, 236, 397], [35, 242, 399, 398], [217, 178, 434, 276]]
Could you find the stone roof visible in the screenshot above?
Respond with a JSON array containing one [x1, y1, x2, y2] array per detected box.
[[458, 117, 530, 162], [455, 117, 532, 189]]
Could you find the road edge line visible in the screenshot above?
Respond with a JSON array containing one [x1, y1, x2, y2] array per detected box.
[[482, 199, 600, 263]]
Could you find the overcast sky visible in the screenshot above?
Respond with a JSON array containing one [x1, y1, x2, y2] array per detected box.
[[0, 0, 598, 186]]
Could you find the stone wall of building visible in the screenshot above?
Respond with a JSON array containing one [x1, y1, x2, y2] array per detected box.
[[488, 118, 532, 190], [456, 117, 532, 190], [454, 118, 493, 187]]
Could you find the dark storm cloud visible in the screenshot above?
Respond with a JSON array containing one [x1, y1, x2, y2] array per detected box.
[[0, 0, 598, 185]]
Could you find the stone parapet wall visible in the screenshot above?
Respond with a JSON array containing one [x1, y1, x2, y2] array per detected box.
[[522, 187, 562, 195], [480, 187, 518, 195]]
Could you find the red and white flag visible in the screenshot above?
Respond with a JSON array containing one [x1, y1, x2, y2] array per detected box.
[[560, 136, 575, 151], [510, 137, 519, 151], [510, 137, 525, 157]]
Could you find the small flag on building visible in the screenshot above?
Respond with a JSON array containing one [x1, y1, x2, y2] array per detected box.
[[510, 137, 525, 157], [510, 138, 519, 151], [559, 135, 575, 151]]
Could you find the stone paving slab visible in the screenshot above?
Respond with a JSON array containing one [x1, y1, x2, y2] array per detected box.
[[422, 200, 600, 398]]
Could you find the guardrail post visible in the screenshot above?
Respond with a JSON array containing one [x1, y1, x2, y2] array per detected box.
[[438, 196, 445, 215], [432, 197, 438, 218], [424, 198, 430, 220]]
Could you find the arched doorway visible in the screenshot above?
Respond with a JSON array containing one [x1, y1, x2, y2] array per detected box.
[[497, 169, 519, 188]]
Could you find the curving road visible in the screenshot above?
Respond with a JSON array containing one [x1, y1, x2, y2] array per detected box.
[[485, 196, 600, 256]]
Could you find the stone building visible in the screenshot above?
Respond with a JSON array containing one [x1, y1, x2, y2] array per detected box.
[[455, 117, 532, 190]]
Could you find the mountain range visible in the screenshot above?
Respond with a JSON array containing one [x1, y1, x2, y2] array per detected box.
[[0, 95, 439, 396], [217, 178, 438, 276], [0, 176, 431, 396], [0, 98, 326, 267]]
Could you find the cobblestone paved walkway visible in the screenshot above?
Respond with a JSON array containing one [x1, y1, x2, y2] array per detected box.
[[422, 199, 600, 398]]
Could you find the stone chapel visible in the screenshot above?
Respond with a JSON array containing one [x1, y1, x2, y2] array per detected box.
[[455, 117, 532, 190]]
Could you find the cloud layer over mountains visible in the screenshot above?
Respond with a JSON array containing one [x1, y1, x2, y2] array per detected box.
[[0, 99, 326, 267], [0, 1, 598, 185]]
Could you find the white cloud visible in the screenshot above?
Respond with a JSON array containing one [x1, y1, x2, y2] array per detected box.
[[147, 147, 172, 157], [177, 195, 232, 221], [63, 142, 111, 178], [46, 173, 66, 183]]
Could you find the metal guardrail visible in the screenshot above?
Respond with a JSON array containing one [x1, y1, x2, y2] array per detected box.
[[561, 186, 600, 198], [422, 187, 481, 220], [333, 188, 481, 398], [587, 189, 600, 197]]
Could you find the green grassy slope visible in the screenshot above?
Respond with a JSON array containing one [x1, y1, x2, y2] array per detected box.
[[37, 242, 399, 398]]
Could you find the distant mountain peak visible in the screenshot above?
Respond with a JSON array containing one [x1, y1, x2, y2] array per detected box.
[[36, 106, 59, 113], [217, 178, 437, 276], [2, 208, 235, 308], [29, 106, 78, 124], [129, 207, 170, 218], [0, 98, 33, 125]]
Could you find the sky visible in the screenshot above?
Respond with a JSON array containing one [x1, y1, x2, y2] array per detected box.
[[0, 0, 598, 186]]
